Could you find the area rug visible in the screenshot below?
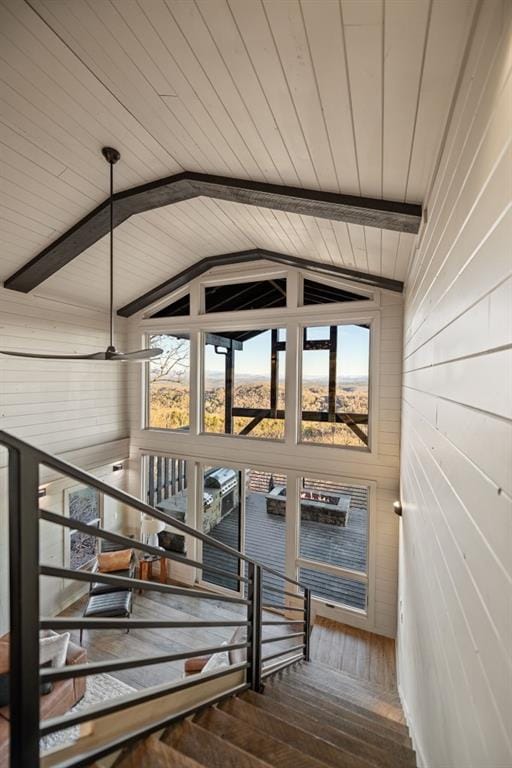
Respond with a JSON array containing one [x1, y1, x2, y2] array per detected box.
[[40, 673, 136, 753]]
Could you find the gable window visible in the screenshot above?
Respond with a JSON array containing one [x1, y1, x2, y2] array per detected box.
[[301, 324, 370, 448], [303, 278, 370, 305], [204, 278, 286, 313], [150, 293, 190, 318], [203, 328, 285, 440], [148, 333, 190, 431]]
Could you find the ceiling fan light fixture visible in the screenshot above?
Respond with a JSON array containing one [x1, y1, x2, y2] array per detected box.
[[0, 148, 163, 363]]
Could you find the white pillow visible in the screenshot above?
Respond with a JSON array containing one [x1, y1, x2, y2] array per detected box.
[[40, 631, 70, 668], [202, 641, 230, 674]]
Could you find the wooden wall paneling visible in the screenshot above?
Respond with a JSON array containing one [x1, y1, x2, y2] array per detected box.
[[398, 2, 512, 766]]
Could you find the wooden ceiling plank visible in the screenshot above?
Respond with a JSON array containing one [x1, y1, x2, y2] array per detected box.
[[263, 0, 339, 192], [341, 0, 383, 199], [381, 230, 401, 280], [228, 0, 319, 188], [196, 0, 301, 185], [29, 0, 202, 175], [169, 0, 279, 183], [405, 0, 478, 202], [300, 0, 360, 195], [383, 0, 431, 201], [364, 226, 382, 276], [346, 223, 369, 273]]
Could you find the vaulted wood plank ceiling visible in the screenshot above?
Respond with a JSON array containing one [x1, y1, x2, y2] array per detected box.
[[0, 0, 477, 310]]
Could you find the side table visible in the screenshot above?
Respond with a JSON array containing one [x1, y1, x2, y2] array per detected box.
[[138, 555, 168, 592]]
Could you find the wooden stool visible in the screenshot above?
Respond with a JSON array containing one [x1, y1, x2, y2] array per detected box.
[[139, 556, 168, 592]]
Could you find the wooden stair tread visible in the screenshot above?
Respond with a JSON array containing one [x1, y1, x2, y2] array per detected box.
[[264, 684, 416, 765], [195, 705, 331, 768], [269, 676, 411, 744], [284, 666, 406, 727], [241, 690, 412, 768], [308, 657, 399, 698], [296, 661, 402, 705], [113, 734, 204, 768], [220, 694, 376, 768], [162, 718, 273, 768]]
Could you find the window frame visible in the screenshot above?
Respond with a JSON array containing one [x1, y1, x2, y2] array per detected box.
[[139, 264, 381, 458], [140, 453, 376, 626], [145, 330, 193, 434], [297, 318, 373, 452], [200, 325, 288, 442]]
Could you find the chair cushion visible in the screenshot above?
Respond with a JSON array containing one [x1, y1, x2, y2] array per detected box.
[[84, 591, 132, 617], [90, 567, 133, 595], [97, 549, 132, 573]]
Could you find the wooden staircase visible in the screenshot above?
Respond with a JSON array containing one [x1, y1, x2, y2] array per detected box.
[[113, 661, 416, 768]]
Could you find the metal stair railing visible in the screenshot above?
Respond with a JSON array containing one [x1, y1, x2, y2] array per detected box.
[[1, 429, 312, 768]]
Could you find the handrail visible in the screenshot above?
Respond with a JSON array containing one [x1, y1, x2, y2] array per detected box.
[[2, 428, 312, 768], [0, 429, 307, 590]]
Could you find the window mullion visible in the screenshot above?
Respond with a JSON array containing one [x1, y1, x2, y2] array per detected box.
[[189, 330, 200, 436]]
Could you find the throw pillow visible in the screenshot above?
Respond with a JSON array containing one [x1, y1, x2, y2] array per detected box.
[[97, 548, 132, 573], [202, 641, 230, 674], [40, 630, 70, 669]]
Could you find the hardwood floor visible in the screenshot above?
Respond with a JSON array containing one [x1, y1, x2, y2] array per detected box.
[[311, 617, 398, 692], [309, 617, 404, 724], [60, 589, 299, 691], [61, 590, 400, 726]]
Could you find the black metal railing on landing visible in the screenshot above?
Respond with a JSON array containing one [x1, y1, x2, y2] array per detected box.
[[1, 430, 312, 768]]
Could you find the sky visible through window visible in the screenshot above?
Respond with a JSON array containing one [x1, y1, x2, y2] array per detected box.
[[204, 326, 369, 379]]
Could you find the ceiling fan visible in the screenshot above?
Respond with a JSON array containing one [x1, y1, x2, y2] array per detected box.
[[0, 147, 162, 362]]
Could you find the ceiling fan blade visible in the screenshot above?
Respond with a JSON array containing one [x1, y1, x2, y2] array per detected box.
[[106, 347, 163, 361], [0, 350, 107, 360]]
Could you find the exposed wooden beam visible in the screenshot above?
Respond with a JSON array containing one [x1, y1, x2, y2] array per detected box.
[[4, 172, 421, 293], [119, 249, 403, 317]]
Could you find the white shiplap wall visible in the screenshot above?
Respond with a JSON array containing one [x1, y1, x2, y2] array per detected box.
[[397, 1, 512, 766], [0, 288, 131, 632]]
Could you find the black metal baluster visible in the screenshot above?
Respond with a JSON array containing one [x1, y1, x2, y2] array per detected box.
[[304, 587, 312, 662], [247, 562, 263, 692], [8, 446, 40, 768]]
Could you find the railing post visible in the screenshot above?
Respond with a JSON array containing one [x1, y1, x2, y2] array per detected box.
[[247, 562, 263, 692], [8, 446, 40, 768], [303, 588, 312, 662]]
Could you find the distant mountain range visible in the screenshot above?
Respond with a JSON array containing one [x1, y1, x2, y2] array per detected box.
[[202, 372, 368, 388]]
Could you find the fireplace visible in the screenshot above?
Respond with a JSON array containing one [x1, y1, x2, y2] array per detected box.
[[266, 485, 351, 526]]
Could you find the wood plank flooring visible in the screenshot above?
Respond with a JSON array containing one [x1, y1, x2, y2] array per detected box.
[[310, 617, 398, 693], [61, 593, 399, 720], [60, 589, 299, 691]]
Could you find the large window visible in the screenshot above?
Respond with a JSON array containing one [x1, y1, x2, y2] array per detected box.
[[145, 454, 189, 557], [298, 477, 369, 610], [148, 333, 190, 431], [67, 485, 101, 570], [201, 465, 242, 591], [301, 324, 370, 448], [203, 328, 285, 440]]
